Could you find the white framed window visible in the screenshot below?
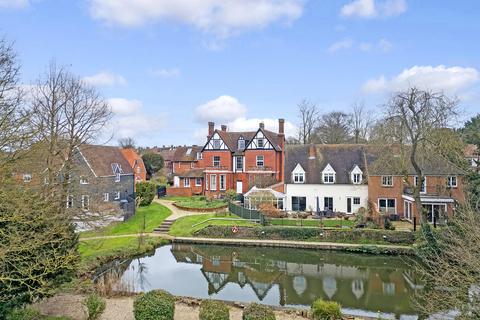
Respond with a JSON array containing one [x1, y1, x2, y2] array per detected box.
[[238, 138, 245, 150], [23, 174, 31, 183], [447, 176, 457, 188], [44, 177, 49, 185], [414, 176, 426, 193], [66, 195, 73, 208], [352, 173, 362, 184], [103, 193, 109, 202], [114, 191, 120, 200], [236, 156, 244, 171], [257, 138, 265, 148], [381, 175, 393, 187], [210, 174, 217, 191], [213, 156, 221, 167], [190, 162, 195, 169], [197, 152, 203, 160], [379, 198, 396, 214], [220, 174, 226, 190], [195, 178, 202, 186], [80, 176, 89, 185], [256, 155, 264, 167], [81, 195, 89, 210], [115, 172, 121, 182], [353, 197, 361, 205], [213, 139, 221, 149], [293, 172, 305, 183], [184, 178, 190, 187], [323, 173, 335, 184]]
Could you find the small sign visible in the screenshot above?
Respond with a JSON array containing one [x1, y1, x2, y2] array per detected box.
[[231, 225, 239, 234]]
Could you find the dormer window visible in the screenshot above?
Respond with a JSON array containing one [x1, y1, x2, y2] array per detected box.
[[292, 163, 306, 184], [351, 165, 363, 185], [23, 174, 32, 183], [80, 176, 89, 185], [197, 152, 203, 160], [238, 137, 245, 150], [322, 164, 336, 184]]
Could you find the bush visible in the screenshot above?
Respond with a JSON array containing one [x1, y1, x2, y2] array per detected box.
[[199, 300, 229, 320], [311, 299, 342, 320], [136, 182, 157, 206], [83, 293, 106, 320], [242, 303, 275, 320], [224, 189, 237, 202], [133, 290, 175, 320]]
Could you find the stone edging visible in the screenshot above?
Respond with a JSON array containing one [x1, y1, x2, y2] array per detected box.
[[172, 202, 228, 212]]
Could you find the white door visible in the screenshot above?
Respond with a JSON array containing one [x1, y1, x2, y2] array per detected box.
[[236, 181, 243, 194]]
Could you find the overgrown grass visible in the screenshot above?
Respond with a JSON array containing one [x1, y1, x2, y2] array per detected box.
[[169, 212, 257, 237], [269, 218, 354, 228], [80, 203, 171, 238]]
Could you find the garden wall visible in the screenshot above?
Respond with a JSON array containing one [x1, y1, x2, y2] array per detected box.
[[195, 226, 415, 246], [166, 187, 192, 197]]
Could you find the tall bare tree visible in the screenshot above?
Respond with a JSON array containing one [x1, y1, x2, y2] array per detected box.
[[384, 87, 459, 225], [351, 101, 373, 143], [296, 99, 318, 144], [315, 111, 352, 144]]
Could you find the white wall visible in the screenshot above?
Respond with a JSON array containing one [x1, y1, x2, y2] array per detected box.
[[285, 184, 368, 214]]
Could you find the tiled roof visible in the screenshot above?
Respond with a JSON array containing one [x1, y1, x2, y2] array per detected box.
[[215, 128, 283, 153], [77, 145, 133, 177], [172, 145, 202, 162], [175, 168, 204, 178]]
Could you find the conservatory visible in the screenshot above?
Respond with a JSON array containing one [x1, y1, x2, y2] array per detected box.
[[244, 186, 286, 210]]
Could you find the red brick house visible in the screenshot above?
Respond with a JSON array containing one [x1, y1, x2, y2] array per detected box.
[[167, 145, 205, 196], [120, 148, 147, 185], [202, 120, 285, 197]]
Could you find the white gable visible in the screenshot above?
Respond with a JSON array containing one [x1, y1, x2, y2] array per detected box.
[[292, 163, 305, 174], [246, 130, 273, 150], [351, 165, 362, 174], [204, 132, 228, 150], [322, 163, 336, 174]]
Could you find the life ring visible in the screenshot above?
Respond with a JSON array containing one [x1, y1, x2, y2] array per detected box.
[[231, 225, 239, 234]]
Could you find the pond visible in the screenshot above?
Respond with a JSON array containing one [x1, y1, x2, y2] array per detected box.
[[96, 244, 422, 319]]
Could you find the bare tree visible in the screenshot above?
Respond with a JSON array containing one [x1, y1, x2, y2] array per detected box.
[[119, 137, 136, 149], [296, 99, 318, 144], [315, 111, 352, 144], [351, 101, 373, 143], [384, 87, 459, 225]]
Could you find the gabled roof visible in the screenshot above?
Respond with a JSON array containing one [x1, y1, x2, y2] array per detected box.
[[120, 148, 146, 172], [175, 168, 204, 178], [207, 128, 283, 154], [77, 145, 133, 177], [172, 145, 202, 162]]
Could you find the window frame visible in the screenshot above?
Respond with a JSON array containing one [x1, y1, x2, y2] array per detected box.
[[23, 174, 32, 183], [195, 177, 202, 186], [447, 176, 457, 188], [80, 176, 89, 185], [323, 173, 335, 184], [238, 138, 245, 150], [414, 176, 427, 193], [66, 195, 73, 208], [213, 156, 221, 167], [291, 196, 306, 211], [236, 156, 244, 171], [220, 174, 226, 190], [213, 139, 221, 149], [324, 197, 334, 211], [114, 191, 121, 200], [184, 177, 190, 187], [293, 172, 305, 184], [256, 155, 264, 167], [103, 193, 109, 202], [381, 175, 393, 187], [353, 197, 361, 205], [115, 172, 121, 182], [210, 174, 217, 191], [352, 173, 361, 184], [81, 195, 89, 210], [378, 198, 396, 214], [257, 138, 265, 148]]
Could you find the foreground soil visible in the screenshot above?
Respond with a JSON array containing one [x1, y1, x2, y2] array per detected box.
[[34, 294, 310, 320]]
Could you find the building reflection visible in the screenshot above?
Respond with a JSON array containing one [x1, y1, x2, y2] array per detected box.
[[171, 244, 422, 316]]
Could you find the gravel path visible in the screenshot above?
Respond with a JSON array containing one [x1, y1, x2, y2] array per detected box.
[[153, 199, 213, 220]]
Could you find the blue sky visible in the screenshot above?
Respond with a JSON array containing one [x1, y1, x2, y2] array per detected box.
[[1, 0, 479, 146]]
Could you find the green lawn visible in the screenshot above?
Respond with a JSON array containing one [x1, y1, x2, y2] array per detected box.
[[269, 218, 355, 228], [163, 195, 227, 209], [169, 213, 257, 237], [80, 202, 171, 238]]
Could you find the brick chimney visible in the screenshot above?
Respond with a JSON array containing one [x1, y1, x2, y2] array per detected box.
[[221, 125, 227, 132], [259, 122, 265, 130], [208, 122, 215, 138], [309, 144, 316, 159], [278, 118, 285, 136]]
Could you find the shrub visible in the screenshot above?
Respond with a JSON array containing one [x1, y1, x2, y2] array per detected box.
[[225, 189, 237, 202], [83, 293, 106, 320], [311, 299, 342, 320], [242, 303, 275, 320], [134, 290, 175, 320], [199, 300, 229, 320], [136, 182, 157, 206]]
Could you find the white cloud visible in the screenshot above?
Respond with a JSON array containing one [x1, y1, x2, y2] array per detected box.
[[89, 0, 304, 37], [363, 65, 479, 94], [327, 38, 353, 53], [340, 0, 407, 19], [83, 71, 127, 87], [151, 68, 180, 78], [0, 0, 29, 9], [194, 95, 247, 123], [108, 98, 142, 115], [359, 38, 392, 52]]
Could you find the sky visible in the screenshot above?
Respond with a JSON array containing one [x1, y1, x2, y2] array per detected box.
[[1, 0, 479, 147]]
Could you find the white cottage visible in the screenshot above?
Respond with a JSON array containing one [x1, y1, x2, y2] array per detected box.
[[284, 144, 371, 214]]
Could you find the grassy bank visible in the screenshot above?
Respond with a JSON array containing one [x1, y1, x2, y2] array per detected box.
[[169, 213, 257, 237], [80, 203, 171, 238]]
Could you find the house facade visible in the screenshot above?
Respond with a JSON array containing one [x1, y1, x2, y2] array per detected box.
[[120, 148, 147, 185], [202, 120, 285, 197], [284, 144, 370, 214], [168, 145, 205, 196]]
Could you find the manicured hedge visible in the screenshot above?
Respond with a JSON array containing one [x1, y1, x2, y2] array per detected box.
[[199, 300, 230, 320], [133, 290, 175, 320], [195, 226, 414, 245], [136, 181, 157, 206], [242, 303, 275, 320], [311, 299, 342, 320]]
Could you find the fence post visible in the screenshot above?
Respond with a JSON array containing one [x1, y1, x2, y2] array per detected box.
[[414, 217, 417, 232], [433, 216, 437, 228]]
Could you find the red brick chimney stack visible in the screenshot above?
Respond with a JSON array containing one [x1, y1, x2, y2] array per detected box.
[[221, 125, 227, 132], [278, 118, 285, 136], [309, 144, 316, 159], [208, 122, 215, 138]]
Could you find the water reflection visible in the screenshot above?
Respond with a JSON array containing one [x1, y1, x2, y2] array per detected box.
[[96, 244, 422, 318]]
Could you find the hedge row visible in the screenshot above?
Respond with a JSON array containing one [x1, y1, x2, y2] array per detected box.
[[195, 226, 415, 245]]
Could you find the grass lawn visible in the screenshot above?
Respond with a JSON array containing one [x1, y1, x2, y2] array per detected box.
[[80, 202, 171, 238], [163, 195, 227, 209], [269, 218, 355, 228], [169, 213, 257, 237], [79, 236, 168, 270]]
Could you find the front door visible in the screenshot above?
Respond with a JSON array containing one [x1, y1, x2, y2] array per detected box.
[[236, 181, 243, 194], [347, 198, 352, 214]]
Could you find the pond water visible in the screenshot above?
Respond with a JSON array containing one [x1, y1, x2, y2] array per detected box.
[[96, 244, 422, 319]]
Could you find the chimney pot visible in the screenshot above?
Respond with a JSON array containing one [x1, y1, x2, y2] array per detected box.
[[259, 122, 265, 130], [208, 122, 215, 138], [278, 118, 285, 135], [221, 125, 227, 132]]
